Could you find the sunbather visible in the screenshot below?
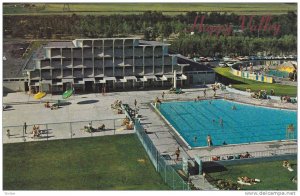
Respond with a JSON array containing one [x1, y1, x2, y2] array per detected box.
[[122, 117, 130, 126], [126, 121, 134, 130], [98, 124, 105, 130], [238, 176, 260, 184], [283, 160, 294, 171], [241, 152, 252, 158]]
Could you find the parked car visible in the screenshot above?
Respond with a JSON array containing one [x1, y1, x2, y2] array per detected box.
[[249, 56, 257, 60], [206, 57, 214, 62], [219, 61, 227, 67], [213, 57, 220, 61], [226, 61, 236, 67], [199, 57, 206, 62], [223, 56, 231, 61]]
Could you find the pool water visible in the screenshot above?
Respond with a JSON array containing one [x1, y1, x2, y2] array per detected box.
[[267, 70, 289, 78], [159, 100, 297, 148]]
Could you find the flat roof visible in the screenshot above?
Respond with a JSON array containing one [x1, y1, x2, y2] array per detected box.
[[176, 54, 213, 72], [33, 47, 46, 60], [139, 40, 170, 46], [75, 38, 140, 41], [44, 42, 74, 48]]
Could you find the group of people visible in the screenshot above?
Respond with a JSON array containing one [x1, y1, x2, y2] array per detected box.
[[283, 160, 294, 172], [251, 90, 268, 99], [280, 95, 297, 103], [238, 176, 261, 185], [111, 100, 123, 114], [84, 123, 106, 133], [122, 116, 134, 130], [32, 125, 41, 138], [44, 101, 59, 110], [169, 87, 183, 94], [111, 100, 122, 109], [212, 152, 253, 161]]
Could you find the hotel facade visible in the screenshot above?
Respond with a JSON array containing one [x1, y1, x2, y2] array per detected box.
[[24, 38, 215, 93]]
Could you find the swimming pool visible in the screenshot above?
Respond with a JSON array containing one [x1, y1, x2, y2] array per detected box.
[[158, 99, 297, 148], [267, 70, 289, 78]]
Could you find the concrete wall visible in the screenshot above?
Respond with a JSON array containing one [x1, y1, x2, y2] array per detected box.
[[187, 71, 216, 85], [3, 81, 26, 92], [205, 154, 297, 167]]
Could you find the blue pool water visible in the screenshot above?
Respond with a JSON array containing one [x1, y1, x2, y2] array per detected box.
[[267, 70, 289, 78], [159, 100, 297, 148]]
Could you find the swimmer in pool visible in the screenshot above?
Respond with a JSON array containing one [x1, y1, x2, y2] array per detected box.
[[219, 118, 223, 127], [194, 136, 198, 142]]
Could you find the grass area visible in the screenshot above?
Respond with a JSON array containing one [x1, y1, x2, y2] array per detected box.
[[22, 41, 46, 59], [3, 3, 297, 15], [214, 67, 297, 97], [207, 160, 297, 190], [3, 135, 170, 190]]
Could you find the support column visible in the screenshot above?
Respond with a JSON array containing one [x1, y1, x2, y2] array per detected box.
[[173, 70, 177, 89], [152, 46, 155, 75]]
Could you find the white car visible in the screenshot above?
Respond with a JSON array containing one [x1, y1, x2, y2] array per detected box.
[[226, 62, 236, 67], [219, 62, 227, 67]]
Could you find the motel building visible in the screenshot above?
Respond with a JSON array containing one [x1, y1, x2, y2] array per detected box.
[[24, 38, 215, 94]]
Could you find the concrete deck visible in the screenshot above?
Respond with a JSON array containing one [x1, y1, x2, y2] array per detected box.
[[2, 87, 297, 189]]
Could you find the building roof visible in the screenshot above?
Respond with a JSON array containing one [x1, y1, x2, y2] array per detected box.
[[34, 46, 46, 59], [139, 40, 170, 46], [75, 38, 141, 41], [44, 41, 74, 48], [176, 54, 214, 72]]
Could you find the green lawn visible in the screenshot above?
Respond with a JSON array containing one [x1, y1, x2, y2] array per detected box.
[[3, 135, 170, 190], [3, 3, 296, 15], [207, 160, 297, 190], [214, 67, 297, 97]]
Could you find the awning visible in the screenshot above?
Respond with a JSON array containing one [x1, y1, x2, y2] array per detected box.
[[83, 78, 95, 82], [177, 63, 190, 67], [163, 74, 174, 79], [124, 76, 137, 81], [100, 79, 106, 84], [118, 62, 133, 67], [160, 76, 168, 81], [41, 80, 52, 84], [104, 77, 116, 81], [117, 78, 127, 83], [62, 78, 74, 82], [137, 77, 147, 82], [144, 75, 157, 80], [94, 73, 104, 77], [52, 82, 63, 86], [178, 74, 187, 80], [155, 77, 162, 81]]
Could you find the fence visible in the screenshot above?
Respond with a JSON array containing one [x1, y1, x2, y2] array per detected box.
[[231, 67, 273, 83], [3, 118, 133, 144], [134, 119, 190, 190]]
